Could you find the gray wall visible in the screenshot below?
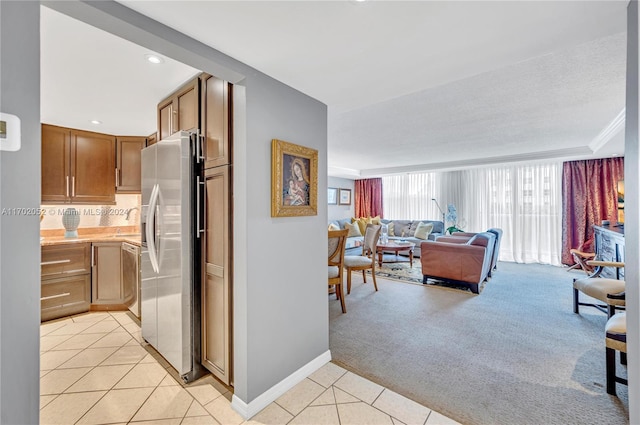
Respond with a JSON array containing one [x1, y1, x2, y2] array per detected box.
[[625, 1, 639, 423], [0, 2, 41, 424], [328, 176, 355, 221]]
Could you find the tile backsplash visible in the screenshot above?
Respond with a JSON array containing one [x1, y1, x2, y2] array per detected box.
[[40, 194, 141, 230]]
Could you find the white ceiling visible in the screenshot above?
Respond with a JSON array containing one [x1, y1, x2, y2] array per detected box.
[[40, 6, 199, 136], [42, 1, 629, 177]]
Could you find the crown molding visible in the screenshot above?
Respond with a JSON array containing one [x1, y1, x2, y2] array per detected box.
[[589, 108, 626, 153], [357, 146, 595, 177]]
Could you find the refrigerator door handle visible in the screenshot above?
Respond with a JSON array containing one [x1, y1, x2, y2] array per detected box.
[[195, 132, 204, 164], [146, 183, 160, 273]]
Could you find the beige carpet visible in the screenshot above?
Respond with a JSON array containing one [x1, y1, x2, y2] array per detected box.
[[330, 262, 628, 425]]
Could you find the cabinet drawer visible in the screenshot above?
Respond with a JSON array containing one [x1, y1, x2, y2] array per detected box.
[[41, 243, 91, 278], [41, 274, 91, 322]]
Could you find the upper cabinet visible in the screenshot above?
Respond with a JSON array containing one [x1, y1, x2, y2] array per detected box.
[[202, 74, 232, 169], [42, 124, 116, 204], [147, 132, 157, 147], [157, 77, 199, 141], [116, 136, 146, 193], [157, 73, 232, 168]]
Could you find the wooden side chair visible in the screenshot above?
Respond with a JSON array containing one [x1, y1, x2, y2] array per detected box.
[[328, 229, 348, 313], [568, 249, 596, 274], [572, 260, 625, 318], [605, 312, 627, 395], [344, 224, 381, 295]]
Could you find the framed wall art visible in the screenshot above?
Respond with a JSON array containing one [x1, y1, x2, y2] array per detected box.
[[271, 139, 318, 217], [328, 187, 338, 205], [339, 188, 351, 206]]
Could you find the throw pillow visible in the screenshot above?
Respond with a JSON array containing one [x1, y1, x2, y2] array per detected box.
[[371, 216, 381, 225], [387, 222, 395, 237], [328, 223, 340, 231], [345, 222, 363, 237], [414, 222, 434, 240], [352, 217, 371, 235]]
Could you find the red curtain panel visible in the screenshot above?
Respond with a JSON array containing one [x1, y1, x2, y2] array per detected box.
[[355, 178, 383, 218], [561, 157, 624, 265]]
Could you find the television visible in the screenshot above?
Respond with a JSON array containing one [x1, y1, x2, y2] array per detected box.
[[617, 180, 624, 224]]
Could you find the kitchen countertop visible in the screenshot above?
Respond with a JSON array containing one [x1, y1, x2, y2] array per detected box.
[[40, 234, 142, 247], [40, 226, 142, 247]]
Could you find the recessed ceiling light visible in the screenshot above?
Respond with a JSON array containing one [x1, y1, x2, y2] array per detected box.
[[145, 54, 164, 64], [90, 120, 102, 125]]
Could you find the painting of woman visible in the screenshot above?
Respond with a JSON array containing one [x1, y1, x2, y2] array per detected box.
[[283, 155, 310, 206]]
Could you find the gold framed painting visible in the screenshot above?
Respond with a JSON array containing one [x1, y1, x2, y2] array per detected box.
[[271, 139, 318, 217]]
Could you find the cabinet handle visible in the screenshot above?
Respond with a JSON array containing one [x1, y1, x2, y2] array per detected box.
[[91, 245, 95, 267], [41, 259, 71, 266], [66, 176, 69, 197], [196, 176, 205, 238], [171, 104, 176, 135], [115, 168, 119, 187], [71, 176, 76, 197], [40, 293, 70, 301]]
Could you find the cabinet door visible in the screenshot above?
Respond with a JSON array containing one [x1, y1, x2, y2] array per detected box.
[[202, 75, 231, 169], [176, 78, 199, 132], [201, 165, 232, 384], [157, 76, 200, 141], [91, 242, 123, 304], [116, 136, 145, 193], [41, 124, 71, 203], [41, 274, 91, 322], [71, 129, 116, 204], [41, 243, 91, 279], [158, 99, 173, 141], [147, 132, 157, 147]]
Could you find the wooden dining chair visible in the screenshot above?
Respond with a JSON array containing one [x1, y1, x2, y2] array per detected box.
[[344, 224, 382, 295], [328, 229, 349, 313]]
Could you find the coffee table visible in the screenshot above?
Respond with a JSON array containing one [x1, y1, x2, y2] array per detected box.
[[376, 241, 416, 267]]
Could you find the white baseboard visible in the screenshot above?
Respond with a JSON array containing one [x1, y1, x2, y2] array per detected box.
[[231, 350, 332, 419]]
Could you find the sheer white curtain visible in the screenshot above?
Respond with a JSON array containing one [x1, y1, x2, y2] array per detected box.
[[382, 162, 563, 265]]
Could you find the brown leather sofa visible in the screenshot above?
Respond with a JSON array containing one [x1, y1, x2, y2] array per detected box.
[[420, 232, 496, 294]]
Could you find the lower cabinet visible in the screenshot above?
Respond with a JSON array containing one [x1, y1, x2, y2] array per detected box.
[[41, 241, 140, 321], [40, 243, 91, 322], [91, 242, 124, 304]]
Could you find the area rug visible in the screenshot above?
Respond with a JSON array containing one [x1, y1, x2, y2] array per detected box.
[[330, 262, 629, 425], [367, 256, 481, 294]]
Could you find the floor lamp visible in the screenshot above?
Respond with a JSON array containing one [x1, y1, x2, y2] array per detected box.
[[432, 198, 445, 230]]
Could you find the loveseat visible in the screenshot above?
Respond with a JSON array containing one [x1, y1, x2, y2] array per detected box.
[[420, 232, 496, 294], [328, 218, 444, 257]]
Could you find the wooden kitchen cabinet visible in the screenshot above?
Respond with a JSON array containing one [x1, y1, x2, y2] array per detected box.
[[41, 243, 91, 322], [42, 124, 116, 204], [157, 76, 199, 140], [201, 165, 232, 385], [116, 136, 145, 193], [201, 74, 232, 169], [146, 132, 157, 146], [91, 242, 124, 305]]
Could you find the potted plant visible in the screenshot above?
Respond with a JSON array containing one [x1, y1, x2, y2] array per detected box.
[[445, 204, 463, 234]]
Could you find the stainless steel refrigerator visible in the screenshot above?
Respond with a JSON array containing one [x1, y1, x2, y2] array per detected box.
[[141, 130, 206, 383]]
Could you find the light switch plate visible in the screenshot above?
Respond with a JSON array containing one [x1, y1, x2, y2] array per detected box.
[[0, 112, 21, 152]]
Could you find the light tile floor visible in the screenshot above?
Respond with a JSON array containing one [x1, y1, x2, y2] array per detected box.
[[40, 312, 460, 425]]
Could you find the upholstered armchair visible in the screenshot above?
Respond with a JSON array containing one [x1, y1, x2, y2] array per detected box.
[[435, 228, 502, 276], [420, 233, 495, 294]]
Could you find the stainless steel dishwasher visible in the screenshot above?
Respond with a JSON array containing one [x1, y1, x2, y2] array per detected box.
[[122, 242, 140, 318]]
